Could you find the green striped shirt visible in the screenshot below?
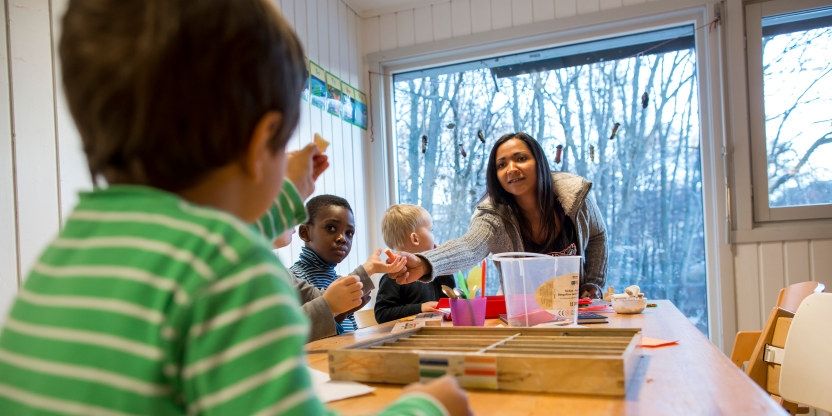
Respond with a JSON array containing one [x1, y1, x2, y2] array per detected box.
[[0, 183, 444, 416]]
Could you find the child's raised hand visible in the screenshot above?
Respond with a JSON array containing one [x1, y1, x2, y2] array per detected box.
[[403, 375, 471, 416], [285, 142, 329, 200], [322, 275, 363, 316], [362, 248, 406, 275]]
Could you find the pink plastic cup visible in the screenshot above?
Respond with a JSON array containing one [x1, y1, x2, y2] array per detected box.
[[450, 297, 487, 326]]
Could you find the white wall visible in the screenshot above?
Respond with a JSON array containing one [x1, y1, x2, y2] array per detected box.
[[272, 0, 371, 277], [0, 0, 372, 320], [359, 0, 832, 356]]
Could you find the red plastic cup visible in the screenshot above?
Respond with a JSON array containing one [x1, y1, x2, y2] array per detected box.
[[450, 297, 487, 326]]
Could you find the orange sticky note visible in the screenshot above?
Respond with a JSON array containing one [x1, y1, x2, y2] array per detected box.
[[639, 336, 679, 348]]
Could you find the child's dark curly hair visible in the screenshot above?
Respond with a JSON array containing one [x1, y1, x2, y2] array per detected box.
[[305, 195, 353, 224]]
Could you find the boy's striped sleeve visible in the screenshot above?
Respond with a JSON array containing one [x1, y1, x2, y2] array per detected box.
[[182, 250, 327, 415], [255, 180, 307, 241], [182, 252, 452, 415]]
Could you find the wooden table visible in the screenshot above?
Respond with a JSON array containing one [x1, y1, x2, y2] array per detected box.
[[306, 300, 785, 415]]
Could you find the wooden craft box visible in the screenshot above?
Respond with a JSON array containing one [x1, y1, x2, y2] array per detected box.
[[329, 326, 642, 396]]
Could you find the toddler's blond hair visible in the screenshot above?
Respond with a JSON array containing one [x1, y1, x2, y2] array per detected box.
[[381, 204, 431, 250]]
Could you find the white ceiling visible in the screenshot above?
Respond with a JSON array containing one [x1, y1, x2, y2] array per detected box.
[[344, 0, 448, 18]]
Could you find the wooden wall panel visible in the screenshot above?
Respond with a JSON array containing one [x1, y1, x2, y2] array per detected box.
[[600, 0, 624, 11], [396, 9, 416, 48], [512, 0, 534, 26], [363, 16, 381, 55], [9, 0, 60, 283], [554, 0, 577, 18], [532, 0, 556, 22], [733, 240, 832, 332], [414, 6, 435, 43], [810, 240, 832, 289], [491, 0, 513, 29], [379, 12, 398, 51], [576, 0, 601, 14], [451, 0, 473, 37], [0, 0, 18, 319], [784, 240, 811, 286], [734, 243, 763, 331], [471, 0, 493, 34], [759, 242, 785, 313], [432, 2, 453, 41]]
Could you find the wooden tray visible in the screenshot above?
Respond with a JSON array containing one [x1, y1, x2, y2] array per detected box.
[[329, 326, 642, 396]]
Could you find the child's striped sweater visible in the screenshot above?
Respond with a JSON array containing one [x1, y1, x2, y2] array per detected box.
[[0, 182, 444, 415]]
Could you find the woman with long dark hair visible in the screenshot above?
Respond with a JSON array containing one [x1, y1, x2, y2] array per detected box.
[[390, 132, 607, 297]]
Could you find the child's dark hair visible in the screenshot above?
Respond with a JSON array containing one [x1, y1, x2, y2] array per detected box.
[[59, 0, 308, 191], [305, 195, 353, 224]]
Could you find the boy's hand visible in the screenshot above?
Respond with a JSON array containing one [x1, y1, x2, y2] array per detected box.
[[386, 251, 429, 285], [335, 293, 371, 323], [322, 275, 363, 316], [362, 249, 406, 275], [286, 141, 329, 200], [421, 301, 439, 312], [403, 376, 471, 416]]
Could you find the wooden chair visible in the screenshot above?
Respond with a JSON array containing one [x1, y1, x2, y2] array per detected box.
[[353, 308, 377, 329], [744, 307, 807, 414], [731, 281, 825, 368], [779, 293, 832, 413], [732, 282, 824, 415]]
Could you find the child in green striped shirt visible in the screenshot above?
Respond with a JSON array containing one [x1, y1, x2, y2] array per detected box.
[[0, 0, 469, 415]]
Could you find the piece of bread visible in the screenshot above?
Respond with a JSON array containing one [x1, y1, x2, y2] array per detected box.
[[313, 133, 330, 153]]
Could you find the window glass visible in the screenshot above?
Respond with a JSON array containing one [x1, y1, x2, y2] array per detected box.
[[761, 9, 832, 208], [392, 26, 709, 333]]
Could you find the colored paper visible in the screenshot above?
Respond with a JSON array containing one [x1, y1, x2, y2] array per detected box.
[[639, 336, 679, 348]]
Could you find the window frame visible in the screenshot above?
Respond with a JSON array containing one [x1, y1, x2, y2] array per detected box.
[[745, 0, 832, 223], [366, 2, 734, 349]]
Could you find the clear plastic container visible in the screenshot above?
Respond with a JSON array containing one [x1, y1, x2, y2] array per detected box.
[[491, 252, 581, 326]]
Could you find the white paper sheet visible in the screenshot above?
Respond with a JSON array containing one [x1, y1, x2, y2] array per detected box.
[[308, 367, 375, 403]]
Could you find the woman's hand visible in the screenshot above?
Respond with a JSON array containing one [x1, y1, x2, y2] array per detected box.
[[362, 248, 406, 275], [386, 251, 429, 285]]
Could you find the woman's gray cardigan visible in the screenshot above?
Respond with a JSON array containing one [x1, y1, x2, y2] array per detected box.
[[420, 172, 607, 290]]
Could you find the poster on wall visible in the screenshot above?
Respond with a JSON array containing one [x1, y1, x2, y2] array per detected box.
[[340, 84, 355, 125], [309, 61, 327, 110], [325, 72, 343, 117], [353, 90, 368, 130]]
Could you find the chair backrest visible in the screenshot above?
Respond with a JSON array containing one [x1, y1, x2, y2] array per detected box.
[[779, 292, 832, 412], [731, 281, 824, 370], [776, 281, 825, 313]]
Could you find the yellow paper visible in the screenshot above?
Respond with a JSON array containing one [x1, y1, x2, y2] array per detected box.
[[314, 133, 330, 153], [466, 265, 482, 296]]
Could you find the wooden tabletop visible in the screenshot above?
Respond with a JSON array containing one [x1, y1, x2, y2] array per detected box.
[[305, 300, 785, 415]]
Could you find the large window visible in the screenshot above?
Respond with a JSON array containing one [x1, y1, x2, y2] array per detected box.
[[747, 1, 832, 221], [392, 26, 709, 333]]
